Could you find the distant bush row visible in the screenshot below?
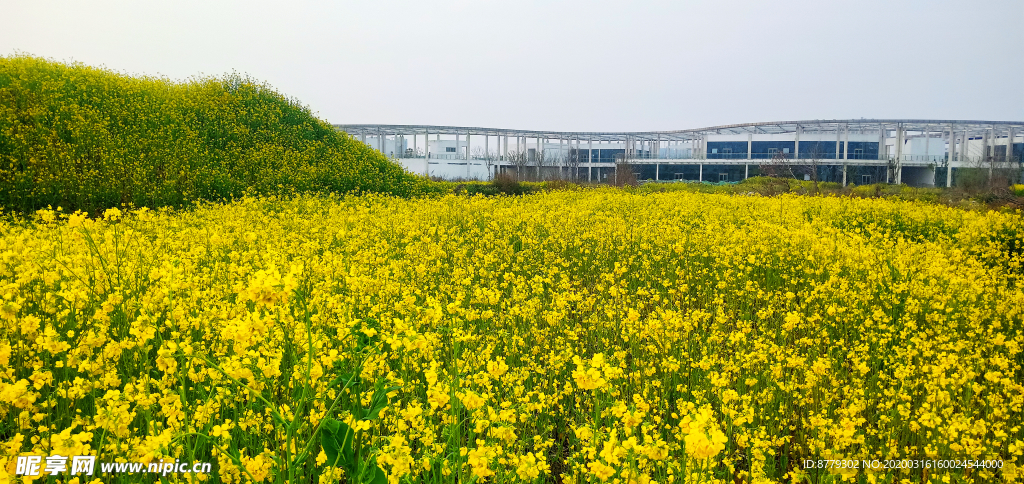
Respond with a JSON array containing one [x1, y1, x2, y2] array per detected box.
[[434, 174, 1022, 211], [0, 55, 433, 214], [633, 176, 1023, 210]]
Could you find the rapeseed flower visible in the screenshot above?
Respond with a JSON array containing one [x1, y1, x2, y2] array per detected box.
[[0, 190, 1020, 483]]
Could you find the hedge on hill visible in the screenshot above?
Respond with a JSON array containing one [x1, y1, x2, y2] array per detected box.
[[0, 55, 429, 213]]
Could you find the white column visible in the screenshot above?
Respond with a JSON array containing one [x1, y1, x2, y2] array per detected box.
[[424, 128, 430, 177], [947, 124, 955, 187], [517, 136, 523, 177], [574, 137, 580, 180], [842, 123, 849, 187], [983, 126, 991, 160], [832, 129, 839, 161], [699, 163, 703, 182], [455, 133, 460, 161], [895, 125, 903, 184], [924, 127, 930, 160], [745, 164, 749, 180], [559, 138, 564, 178], [988, 128, 994, 184], [565, 137, 570, 177], [794, 126, 801, 160], [537, 137, 542, 178], [523, 136, 527, 164], [588, 138, 593, 182], [843, 124, 849, 160], [466, 133, 471, 160], [879, 126, 886, 161], [655, 163, 659, 181], [1007, 127, 1015, 161], [747, 134, 752, 160], [1007, 128, 1015, 163], [485, 135, 489, 160], [962, 129, 969, 165], [656, 134, 661, 159]]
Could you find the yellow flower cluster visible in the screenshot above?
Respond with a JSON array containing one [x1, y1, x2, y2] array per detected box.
[[0, 189, 1022, 484], [573, 353, 618, 391], [678, 409, 727, 461]]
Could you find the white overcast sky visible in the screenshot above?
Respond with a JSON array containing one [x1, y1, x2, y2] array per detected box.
[[2, 0, 1022, 131]]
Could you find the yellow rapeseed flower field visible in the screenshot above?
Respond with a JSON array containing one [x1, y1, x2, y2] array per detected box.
[[0, 189, 1022, 484]]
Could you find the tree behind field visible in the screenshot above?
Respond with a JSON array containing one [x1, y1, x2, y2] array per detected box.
[[798, 142, 825, 193], [506, 150, 528, 181]]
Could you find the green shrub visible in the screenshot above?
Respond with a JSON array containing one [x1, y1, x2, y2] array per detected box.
[[491, 172, 526, 195]]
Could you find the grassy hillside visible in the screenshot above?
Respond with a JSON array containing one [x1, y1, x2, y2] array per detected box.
[[0, 55, 429, 213]]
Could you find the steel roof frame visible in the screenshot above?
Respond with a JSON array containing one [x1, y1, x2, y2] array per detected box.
[[335, 119, 1024, 142]]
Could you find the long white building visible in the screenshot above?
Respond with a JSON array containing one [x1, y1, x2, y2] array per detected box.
[[336, 119, 1024, 186]]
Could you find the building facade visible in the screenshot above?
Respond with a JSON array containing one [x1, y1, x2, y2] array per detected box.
[[338, 119, 1024, 186]]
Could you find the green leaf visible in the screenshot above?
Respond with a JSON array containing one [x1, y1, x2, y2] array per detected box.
[[364, 403, 386, 421], [356, 331, 379, 352], [352, 404, 366, 421], [328, 372, 361, 390], [270, 409, 289, 428], [363, 383, 402, 421], [320, 418, 355, 471], [353, 319, 380, 352], [367, 461, 388, 484]]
